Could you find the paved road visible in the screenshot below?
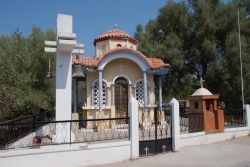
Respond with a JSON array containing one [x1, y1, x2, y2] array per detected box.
[[97, 136, 250, 167]]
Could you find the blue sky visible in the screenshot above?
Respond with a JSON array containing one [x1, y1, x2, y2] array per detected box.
[[0, 0, 167, 56]]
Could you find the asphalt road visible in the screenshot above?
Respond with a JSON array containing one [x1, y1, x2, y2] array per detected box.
[[96, 136, 250, 167]]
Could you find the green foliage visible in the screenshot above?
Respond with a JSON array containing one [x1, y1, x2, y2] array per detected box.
[[0, 27, 56, 121], [135, 0, 250, 107]]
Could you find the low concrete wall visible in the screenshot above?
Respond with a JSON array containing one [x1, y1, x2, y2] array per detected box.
[[180, 127, 250, 149], [0, 140, 131, 167]]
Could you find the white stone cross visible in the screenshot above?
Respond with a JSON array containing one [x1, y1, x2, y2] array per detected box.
[[199, 76, 205, 88], [44, 14, 84, 121], [144, 146, 149, 155], [162, 145, 166, 152]]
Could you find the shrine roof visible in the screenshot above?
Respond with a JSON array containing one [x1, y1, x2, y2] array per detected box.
[[192, 88, 213, 96], [93, 29, 138, 46], [72, 48, 170, 70]]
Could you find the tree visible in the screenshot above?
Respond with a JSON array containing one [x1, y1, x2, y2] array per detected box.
[[135, 0, 250, 107], [0, 27, 56, 121]]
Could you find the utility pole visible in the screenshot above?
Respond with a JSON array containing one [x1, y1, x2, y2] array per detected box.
[[237, 1, 244, 108]]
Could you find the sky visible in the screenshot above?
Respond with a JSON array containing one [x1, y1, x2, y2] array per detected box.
[[0, 0, 167, 56]]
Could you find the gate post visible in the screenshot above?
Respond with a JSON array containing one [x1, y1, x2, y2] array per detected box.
[[129, 97, 139, 159], [170, 98, 180, 152], [244, 104, 250, 128]]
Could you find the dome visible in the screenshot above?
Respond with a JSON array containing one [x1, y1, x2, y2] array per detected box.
[[192, 88, 213, 96], [93, 29, 137, 46]]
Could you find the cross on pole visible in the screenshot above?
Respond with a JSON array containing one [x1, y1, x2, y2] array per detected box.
[[162, 145, 166, 152], [144, 146, 149, 155], [198, 76, 205, 88]]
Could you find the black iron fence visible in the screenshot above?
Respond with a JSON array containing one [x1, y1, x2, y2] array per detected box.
[[139, 104, 172, 156], [179, 106, 204, 133], [139, 106, 172, 142], [224, 109, 246, 128], [0, 117, 130, 150], [0, 111, 55, 148]]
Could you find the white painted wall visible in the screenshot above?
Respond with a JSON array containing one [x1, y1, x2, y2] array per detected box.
[[0, 141, 130, 167], [172, 103, 250, 150], [180, 127, 250, 149]]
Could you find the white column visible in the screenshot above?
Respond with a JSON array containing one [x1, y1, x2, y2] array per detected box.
[[98, 70, 103, 113], [91, 85, 94, 107], [106, 87, 110, 106], [143, 71, 148, 112], [111, 84, 115, 106], [158, 76, 163, 111], [129, 97, 139, 159], [170, 98, 180, 152], [128, 83, 132, 99], [244, 104, 250, 128], [56, 15, 73, 121], [55, 14, 76, 143]]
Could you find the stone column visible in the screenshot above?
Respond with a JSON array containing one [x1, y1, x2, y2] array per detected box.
[[106, 87, 109, 107], [158, 76, 163, 112], [128, 83, 132, 99], [170, 98, 180, 152], [143, 71, 148, 112], [55, 14, 76, 143], [98, 70, 103, 113], [112, 84, 115, 106], [97, 70, 105, 131], [91, 85, 94, 107], [244, 104, 250, 128], [129, 97, 139, 159]]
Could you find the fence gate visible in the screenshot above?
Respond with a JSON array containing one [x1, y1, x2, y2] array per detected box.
[[139, 105, 172, 156]]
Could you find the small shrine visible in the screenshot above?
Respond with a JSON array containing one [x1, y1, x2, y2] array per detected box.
[[187, 84, 224, 134]]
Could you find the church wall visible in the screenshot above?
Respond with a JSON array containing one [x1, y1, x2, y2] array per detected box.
[[109, 39, 136, 50], [95, 40, 137, 57], [103, 58, 141, 86], [95, 40, 109, 57], [83, 58, 156, 119], [86, 72, 98, 108]]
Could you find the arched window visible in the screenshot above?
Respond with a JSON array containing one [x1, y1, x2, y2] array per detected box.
[[92, 80, 107, 107], [116, 44, 122, 48], [135, 79, 150, 107]]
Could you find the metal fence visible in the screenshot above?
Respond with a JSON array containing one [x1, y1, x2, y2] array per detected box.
[[0, 117, 130, 150], [179, 105, 204, 133], [0, 111, 55, 148], [180, 112, 204, 133], [139, 105, 172, 141], [224, 109, 246, 128]]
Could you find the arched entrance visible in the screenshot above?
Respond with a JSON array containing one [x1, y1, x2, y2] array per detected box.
[[114, 77, 128, 121]]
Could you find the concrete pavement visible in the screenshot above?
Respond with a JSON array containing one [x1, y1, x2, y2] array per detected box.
[[96, 136, 250, 167]]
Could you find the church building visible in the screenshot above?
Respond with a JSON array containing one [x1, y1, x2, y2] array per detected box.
[[72, 29, 170, 123]]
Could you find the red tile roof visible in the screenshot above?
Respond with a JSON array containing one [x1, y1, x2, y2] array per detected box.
[[72, 57, 98, 68], [146, 58, 170, 69], [72, 48, 170, 70], [93, 29, 138, 46]]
